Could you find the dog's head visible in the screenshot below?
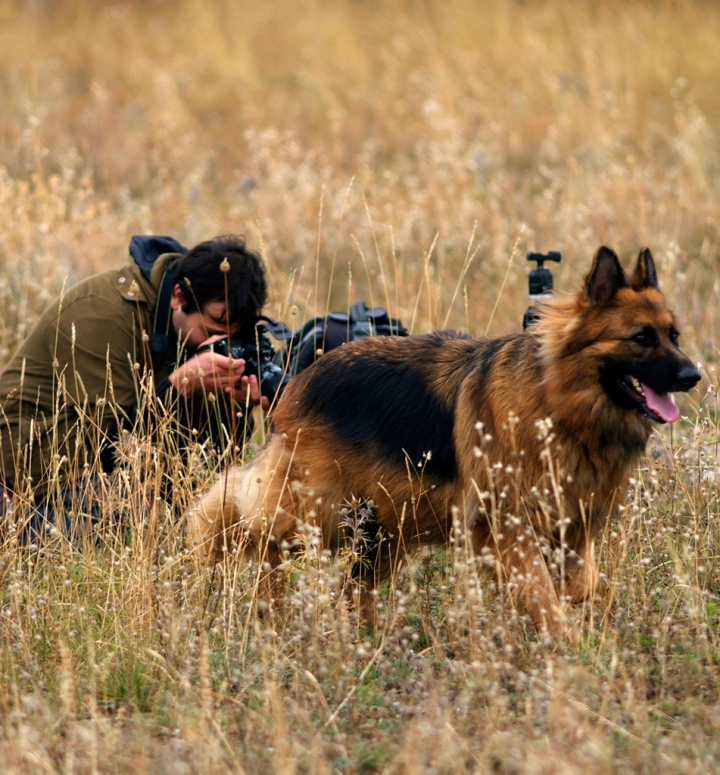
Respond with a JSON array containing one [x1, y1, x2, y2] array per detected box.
[[580, 246, 700, 423]]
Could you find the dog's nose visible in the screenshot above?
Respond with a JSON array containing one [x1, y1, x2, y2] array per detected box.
[[677, 365, 701, 390]]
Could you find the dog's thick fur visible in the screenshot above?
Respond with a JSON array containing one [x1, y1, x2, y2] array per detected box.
[[189, 247, 700, 634]]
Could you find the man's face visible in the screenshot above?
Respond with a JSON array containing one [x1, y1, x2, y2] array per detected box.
[[170, 285, 240, 349]]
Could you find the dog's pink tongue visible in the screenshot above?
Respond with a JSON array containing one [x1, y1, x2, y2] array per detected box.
[[642, 383, 680, 423]]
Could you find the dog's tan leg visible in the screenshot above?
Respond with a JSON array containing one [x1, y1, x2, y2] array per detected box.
[[505, 546, 566, 636], [253, 541, 289, 616], [474, 525, 567, 637], [562, 540, 599, 604]]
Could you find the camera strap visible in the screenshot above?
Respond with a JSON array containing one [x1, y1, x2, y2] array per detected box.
[[149, 261, 177, 362]]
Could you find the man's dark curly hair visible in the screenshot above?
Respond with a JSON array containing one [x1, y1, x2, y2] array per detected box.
[[172, 235, 267, 335]]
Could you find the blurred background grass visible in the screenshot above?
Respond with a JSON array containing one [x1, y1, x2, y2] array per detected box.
[[1, 2, 720, 773], [1, 0, 719, 350]]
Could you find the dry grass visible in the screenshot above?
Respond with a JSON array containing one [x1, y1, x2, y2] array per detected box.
[[0, 0, 719, 772]]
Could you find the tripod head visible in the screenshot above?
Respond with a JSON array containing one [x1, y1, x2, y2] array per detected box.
[[523, 250, 561, 329]]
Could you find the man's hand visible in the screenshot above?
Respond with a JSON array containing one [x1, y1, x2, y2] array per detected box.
[[168, 335, 270, 410]]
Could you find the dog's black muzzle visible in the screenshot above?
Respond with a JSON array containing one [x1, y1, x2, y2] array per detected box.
[[675, 364, 701, 392], [600, 352, 701, 423]]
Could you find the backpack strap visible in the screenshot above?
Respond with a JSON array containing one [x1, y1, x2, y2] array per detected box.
[[349, 300, 372, 339], [149, 261, 178, 363]]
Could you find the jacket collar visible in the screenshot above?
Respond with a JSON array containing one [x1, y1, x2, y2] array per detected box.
[[114, 251, 179, 309]]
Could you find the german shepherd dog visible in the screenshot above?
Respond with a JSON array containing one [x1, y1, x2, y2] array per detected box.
[[189, 247, 700, 634]]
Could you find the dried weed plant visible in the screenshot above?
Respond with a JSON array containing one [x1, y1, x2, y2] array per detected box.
[[0, 0, 719, 772]]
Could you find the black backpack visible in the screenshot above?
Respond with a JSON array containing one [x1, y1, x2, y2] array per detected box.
[[272, 300, 409, 376]]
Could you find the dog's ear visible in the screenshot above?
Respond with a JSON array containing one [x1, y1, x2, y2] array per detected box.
[[630, 247, 659, 290], [584, 246, 629, 305]]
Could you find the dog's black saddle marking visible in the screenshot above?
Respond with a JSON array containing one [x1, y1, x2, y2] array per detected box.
[[298, 336, 459, 481]]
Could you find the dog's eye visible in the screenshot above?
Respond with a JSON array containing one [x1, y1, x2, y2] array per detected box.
[[668, 327, 680, 344], [632, 327, 656, 347]]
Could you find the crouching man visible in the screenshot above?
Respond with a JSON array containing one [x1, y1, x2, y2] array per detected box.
[[0, 234, 269, 536]]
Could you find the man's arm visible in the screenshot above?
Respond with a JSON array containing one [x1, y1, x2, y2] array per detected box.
[[168, 341, 269, 409], [100, 339, 268, 474], [48, 293, 143, 409]]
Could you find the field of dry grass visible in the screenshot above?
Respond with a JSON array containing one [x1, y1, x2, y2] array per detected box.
[[0, 0, 719, 772]]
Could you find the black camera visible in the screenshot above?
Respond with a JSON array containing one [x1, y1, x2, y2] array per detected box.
[[194, 329, 289, 403]]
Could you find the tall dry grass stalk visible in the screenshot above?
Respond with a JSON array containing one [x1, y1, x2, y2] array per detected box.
[[0, 0, 719, 772]]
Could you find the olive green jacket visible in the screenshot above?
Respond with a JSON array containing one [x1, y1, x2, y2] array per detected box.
[[0, 253, 181, 494]]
